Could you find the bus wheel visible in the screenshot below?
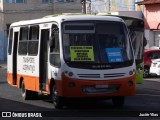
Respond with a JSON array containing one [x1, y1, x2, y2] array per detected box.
[[21, 80, 31, 100], [51, 84, 63, 109], [112, 96, 125, 107]]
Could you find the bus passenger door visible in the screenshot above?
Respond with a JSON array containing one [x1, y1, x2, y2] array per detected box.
[[39, 29, 49, 90], [13, 32, 18, 85]]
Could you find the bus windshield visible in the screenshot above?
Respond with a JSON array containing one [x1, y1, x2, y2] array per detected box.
[[130, 30, 143, 62], [62, 21, 134, 69], [124, 18, 144, 65]]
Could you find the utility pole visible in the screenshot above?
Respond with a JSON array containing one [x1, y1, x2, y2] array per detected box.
[[52, 0, 54, 14], [109, 0, 111, 13], [81, 0, 86, 14], [106, 0, 111, 13], [86, 0, 91, 14], [81, 0, 91, 14]]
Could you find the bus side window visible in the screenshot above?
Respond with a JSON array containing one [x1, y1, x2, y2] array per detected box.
[[28, 25, 39, 55], [50, 24, 60, 67], [50, 25, 59, 52], [18, 27, 29, 55], [8, 28, 13, 55]]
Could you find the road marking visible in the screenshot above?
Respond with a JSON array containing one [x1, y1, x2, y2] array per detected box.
[[144, 79, 160, 82], [136, 93, 160, 97]]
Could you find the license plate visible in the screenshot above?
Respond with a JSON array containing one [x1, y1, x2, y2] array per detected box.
[[96, 84, 109, 88]]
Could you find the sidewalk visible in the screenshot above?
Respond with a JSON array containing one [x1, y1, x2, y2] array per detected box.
[[0, 61, 7, 69]]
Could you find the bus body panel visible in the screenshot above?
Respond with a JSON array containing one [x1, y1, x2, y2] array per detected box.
[[7, 14, 136, 102], [7, 27, 20, 86], [7, 73, 14, 85], [60, 63, 136, 80], [53, 73, 136, 97], [7, 73, 40, 91]]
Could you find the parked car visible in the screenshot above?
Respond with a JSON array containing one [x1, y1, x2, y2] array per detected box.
[[144, 49, 160, 77], [150, 58, 160, 76]]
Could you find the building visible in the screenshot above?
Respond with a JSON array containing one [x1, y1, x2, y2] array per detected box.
[[0, 0, 54, 61], [0, 0, 82, 61], [91, 0, 143, 14], [137, 0, 160, 49], [54, 0, 81, 14]]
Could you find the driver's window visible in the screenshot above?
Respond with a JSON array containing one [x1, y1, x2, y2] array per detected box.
[[50, 24, 60, 67], [50, 25, 59, 52]]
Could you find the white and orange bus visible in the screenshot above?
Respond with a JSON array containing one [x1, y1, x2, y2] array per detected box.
[[7, 14, 136, 108]]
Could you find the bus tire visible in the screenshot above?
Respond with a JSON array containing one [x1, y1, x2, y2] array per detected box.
[[51, 84, 63, 109], [112, 96, 125, 107], [21, 80, 31, 100]]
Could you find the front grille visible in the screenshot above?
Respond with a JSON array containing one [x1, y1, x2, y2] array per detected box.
[[78, 73, 125, 79], [78, 74, 100, 78], [104, 73, 125, 78]]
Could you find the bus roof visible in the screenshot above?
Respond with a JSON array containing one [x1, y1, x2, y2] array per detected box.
[[10, 14, 124, 27], [97, 13, 143, 21]]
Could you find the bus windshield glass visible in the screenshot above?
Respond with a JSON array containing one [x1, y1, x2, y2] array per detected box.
[[124, 18, 144, 64], [62, 21, 133, 69], [130, 30, 143, 61]]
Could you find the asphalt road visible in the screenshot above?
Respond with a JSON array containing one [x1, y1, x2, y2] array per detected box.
[[0, 68, 160, 120]]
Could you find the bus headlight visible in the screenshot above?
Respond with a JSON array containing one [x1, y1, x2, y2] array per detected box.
[[129, 69, 136, 75], [68, 72, 73, 77], [64, 71, 74, 77]]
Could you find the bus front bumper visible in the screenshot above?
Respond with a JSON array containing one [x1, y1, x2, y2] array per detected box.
[[55, 73, 136, 98]]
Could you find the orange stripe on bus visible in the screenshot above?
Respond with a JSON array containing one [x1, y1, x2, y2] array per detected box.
[[59, 73, 136, 98], [7, 72, 136, 98], [7, 73, 40, 92], [7, 72, 13, 85]]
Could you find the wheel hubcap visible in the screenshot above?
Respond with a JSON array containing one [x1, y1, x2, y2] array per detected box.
[[53, 86, 57, 105], [22, 83, 25, 96]]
